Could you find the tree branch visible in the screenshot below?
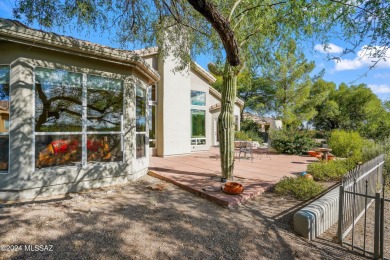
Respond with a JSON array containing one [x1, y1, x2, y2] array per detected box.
[[186, 0, 240, 66], [328, 0, 376, 16], [161, 0, 211, 37], [228, 0, 244, 22]]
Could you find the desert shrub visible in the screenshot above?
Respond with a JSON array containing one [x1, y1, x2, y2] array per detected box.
[[235, 130, 263, 143], [307, 158, 358, 181], [362, 137, 390, 177], [328, 130, 364, 159], [235, 131, 249, 141], [274, 176, 324, 200], [240, 119, 262, 133], [245, 131, 264, 143], [269, 128, 317, 155]]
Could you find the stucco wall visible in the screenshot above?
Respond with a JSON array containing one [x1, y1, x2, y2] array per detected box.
[[0, 42, 150, 200], [156, 54, 192, 156]]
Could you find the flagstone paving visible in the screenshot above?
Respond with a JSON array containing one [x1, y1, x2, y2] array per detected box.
[[149, 148, 316, 207]]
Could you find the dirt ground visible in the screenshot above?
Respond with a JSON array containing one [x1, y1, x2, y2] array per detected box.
[[0, 175, 369, 260]]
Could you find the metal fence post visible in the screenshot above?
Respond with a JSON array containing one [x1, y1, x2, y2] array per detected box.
[[338, 185, 344, 244], [374, 192, 381, 260]]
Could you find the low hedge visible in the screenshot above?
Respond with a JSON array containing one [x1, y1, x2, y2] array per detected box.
[[274, 176, 325, 200], [307, 158, 358, 181]]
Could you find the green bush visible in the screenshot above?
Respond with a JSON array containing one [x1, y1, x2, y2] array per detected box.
[[307, 158, 358, 181], [274, 176, 324, 200], [269, 128, 316, 155], [328, 130, 364, 159], [362, 137, 390, 177], [240, 119, 263, 133], [235, 131, 249, 141], [234, 131, 264, 143]]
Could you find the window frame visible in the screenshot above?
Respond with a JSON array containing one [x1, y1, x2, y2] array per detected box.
[[0, 64, 10, 174], [33, 67, 125, 171]]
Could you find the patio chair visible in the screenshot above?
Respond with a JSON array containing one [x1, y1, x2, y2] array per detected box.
[[256, 143, 271, 160], [238, 141, 254, 162]]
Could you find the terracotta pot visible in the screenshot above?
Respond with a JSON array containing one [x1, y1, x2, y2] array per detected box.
[[223, 182, 244, 195]]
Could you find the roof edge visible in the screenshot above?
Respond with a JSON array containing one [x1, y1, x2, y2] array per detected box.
[[0, 18, 159, 83]]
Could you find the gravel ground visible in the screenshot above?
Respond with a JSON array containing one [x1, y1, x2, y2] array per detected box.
[[0, 175, 369, 260]]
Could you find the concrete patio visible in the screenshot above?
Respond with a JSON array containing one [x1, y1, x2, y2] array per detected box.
[[149, 147, 316, 207]]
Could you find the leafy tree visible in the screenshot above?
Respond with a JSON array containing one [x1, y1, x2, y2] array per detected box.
[[312, 83, 390, 139], [13, 0, 390, 179], [263, 39, 315, 126], [212, 67, 274, 117]]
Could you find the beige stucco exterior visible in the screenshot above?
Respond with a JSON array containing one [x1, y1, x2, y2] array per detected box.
[[0, 19, 158, 200], [141, 50, 243, 157], [0, 18, 244, 200]]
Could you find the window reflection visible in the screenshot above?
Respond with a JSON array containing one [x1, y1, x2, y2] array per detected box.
[[87, 134, 123, 162], [191, 91, 206, 106], [0, 66, 10, 172], [136, 87, 146, 132], [87, 75, 123, 131], [0, 136, 8, 171], [136, 134, 145, 158], [136, 86, 146, 158], [149, 106, 156, 148], [35, 135, 82, 168], [191, 109, 206, 138], [35, 68, 83, 132]]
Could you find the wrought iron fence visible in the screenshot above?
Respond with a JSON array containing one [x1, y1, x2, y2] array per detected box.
[[338, 154, 387, 259]]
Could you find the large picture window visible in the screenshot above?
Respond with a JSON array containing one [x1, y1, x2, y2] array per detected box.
[[0, 66, 10, 172], [136, 86, 146, 158], [35, 68, 123, 169], [191, 109, 206, 145]]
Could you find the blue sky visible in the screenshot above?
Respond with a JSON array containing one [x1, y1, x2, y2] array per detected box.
[[1, 1, 389, 101]]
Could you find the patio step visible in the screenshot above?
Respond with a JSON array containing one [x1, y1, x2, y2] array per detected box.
[[148, 170, 269, 208]]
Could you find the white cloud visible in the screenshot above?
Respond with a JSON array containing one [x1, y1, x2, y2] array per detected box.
[[334, 45, 390, 71], [368, 84, 390, 94], [314, 43, 343, 54]]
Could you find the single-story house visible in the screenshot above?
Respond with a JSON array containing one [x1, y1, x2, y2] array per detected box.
[[0, 18, 243, 200]]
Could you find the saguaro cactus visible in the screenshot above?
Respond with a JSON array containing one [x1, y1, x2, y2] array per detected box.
[[209, 63, 239, 180]]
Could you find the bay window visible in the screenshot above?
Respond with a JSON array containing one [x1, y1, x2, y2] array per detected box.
[[34, 68, 123, 169]]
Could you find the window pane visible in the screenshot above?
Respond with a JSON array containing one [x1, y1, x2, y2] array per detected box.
[[191, 109, 205, 138], [87, 134, 123, 162], [191, 91, 206, 106], [136, 87, 146, 132], [87, 75, 123, 131], [149, 105, 156, 139], [35, 68, 83, 132], [0, 136, 9, 172], [149, 140, 156, 148], [35, 135, 82, 169], [0, 66, 10, 133], [136, 134, 145, 158], [148, 84, 157, 102], [197, 139, 206, 145]]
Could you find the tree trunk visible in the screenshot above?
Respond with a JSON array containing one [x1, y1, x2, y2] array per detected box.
[[219, 63, 237, 180]]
